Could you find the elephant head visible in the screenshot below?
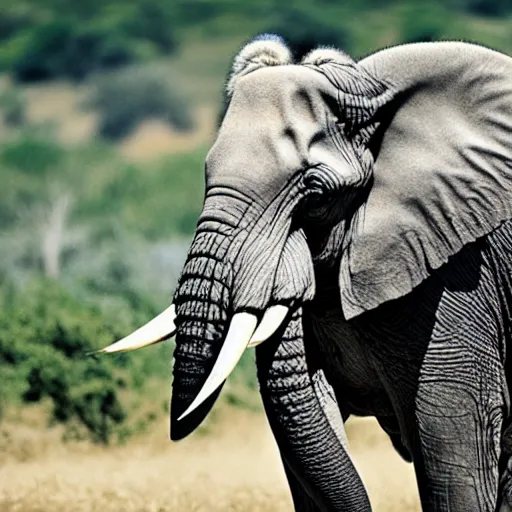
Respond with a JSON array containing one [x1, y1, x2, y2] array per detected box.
[[101, 35, 512, 509]]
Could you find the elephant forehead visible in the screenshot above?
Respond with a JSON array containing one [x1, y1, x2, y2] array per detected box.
[[233, 65, 330, 105], [206, 66, 336, 194]]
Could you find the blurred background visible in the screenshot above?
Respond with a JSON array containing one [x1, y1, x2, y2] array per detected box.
[[0, 1, 511, 510]]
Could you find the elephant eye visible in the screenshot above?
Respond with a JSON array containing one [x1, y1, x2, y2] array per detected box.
[[303, 165, 342, 196], [303, 167, 325, 195]]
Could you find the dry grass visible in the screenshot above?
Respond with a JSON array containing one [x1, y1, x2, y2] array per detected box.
[[23, 80, 98, 144], [0, 405, 420, 512], [346, 418, 420, 511]]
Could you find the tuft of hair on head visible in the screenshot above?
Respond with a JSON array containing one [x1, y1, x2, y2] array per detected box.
[[226, 34, 293, 97], [301, 47, 354, 67]]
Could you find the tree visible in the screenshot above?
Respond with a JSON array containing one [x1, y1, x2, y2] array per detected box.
[[0, 133, 115, 280]]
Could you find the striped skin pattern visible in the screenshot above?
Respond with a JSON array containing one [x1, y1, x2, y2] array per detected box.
[[412, 220, 512, 510], [306, 219, 512, 511]]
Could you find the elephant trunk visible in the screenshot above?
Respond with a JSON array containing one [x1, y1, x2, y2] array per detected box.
[[256, 307, 371, 511], [170, 190, 294, 439], [169, 188, 319, 442], [169, 220, 235, 439]]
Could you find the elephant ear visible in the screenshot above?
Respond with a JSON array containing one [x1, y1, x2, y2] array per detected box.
[[331, 42, 512, 319]]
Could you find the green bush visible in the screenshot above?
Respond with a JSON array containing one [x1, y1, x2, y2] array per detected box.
[[123, 2, 178, 53], [0, 10, 32, 43], [0, 132, 66, 230], [89, 64, 194, 140], [3, 1, 179, 82], [1, 133, 64, 175], [111, 150, 205, 239], [0, 279, 141, 443], [11, 20, 137, 82]]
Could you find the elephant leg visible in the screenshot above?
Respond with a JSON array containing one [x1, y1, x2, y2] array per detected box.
[[497, 421, 512, 511], [256, 307, 371, 511], [413, 286, 507, 512], [415, 379, 504, 511]]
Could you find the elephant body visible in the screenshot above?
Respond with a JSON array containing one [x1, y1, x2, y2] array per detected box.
[[105, 35, 512, 511], [328, 220, 511, 508], [257, 218, 512, 511]]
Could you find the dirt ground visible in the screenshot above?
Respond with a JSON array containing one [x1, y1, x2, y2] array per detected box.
[[0, 408, 420, 512]]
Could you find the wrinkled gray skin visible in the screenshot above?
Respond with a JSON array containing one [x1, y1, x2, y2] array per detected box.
[[170, 35, 512, 511]]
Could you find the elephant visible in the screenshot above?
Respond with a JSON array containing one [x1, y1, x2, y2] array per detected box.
[[101, 34, 512, 511]]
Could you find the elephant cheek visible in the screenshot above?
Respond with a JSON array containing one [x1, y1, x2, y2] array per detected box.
[[272, 229, 316, 304], [256, 307, 371, 511]]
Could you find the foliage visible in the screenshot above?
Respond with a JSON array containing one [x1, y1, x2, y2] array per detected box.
[[1, 132, 64, 175], [448, 0, 512, 16], [109, 150, 205, 239], [11, 20, 136, 82], [0, 279, 124, 443], [0, 132, 203, 290], [0, 1, 180, 82], [0, 1, 511, 84], [0, 277, 175, 443], [0, 133, 108, 279], [264, 5, 351, 58], [0, 1, 510, 83], [88, 64, 194, 141]]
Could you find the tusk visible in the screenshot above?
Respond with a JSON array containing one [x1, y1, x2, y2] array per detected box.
[[177, 312, 257, 421], [98, 304, 177, 354], [248, 305, 289, 347]]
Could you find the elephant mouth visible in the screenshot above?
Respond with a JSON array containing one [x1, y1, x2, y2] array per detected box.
[[98, 303, 290, 439]]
